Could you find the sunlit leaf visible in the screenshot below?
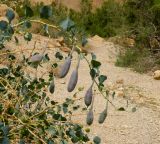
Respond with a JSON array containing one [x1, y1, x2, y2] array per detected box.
[[24, 32, 32, 41], [60, 17, 75, 31]]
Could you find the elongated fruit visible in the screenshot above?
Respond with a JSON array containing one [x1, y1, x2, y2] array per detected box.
[[98, 108, 107, 124], [59, 56, 71, 78], [49, 79, 55, 94], [29, 54, 43, 63], [84, 85, 93, 107], [67, 69, 78, 92], [86, 109, 94, 125]]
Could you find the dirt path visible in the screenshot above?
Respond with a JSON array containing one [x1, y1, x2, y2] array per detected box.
[[62, 36, 160, 144], [6, 34, 160, 144]]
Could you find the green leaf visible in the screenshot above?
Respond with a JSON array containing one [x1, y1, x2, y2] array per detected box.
[[91, 53, 96, 60], [62, 103, 68, 114], [52, 63, 58, 68], [82, 36, 88, 47], [91, 60, 101, 69], [0, 20, 8, 31], [112, 91, 115, 99], [43, 24, 49, 35], [60, 17, 75, 31], [2, 136, 10, 144], [55, 52, 63, 60], [1, 125, 9, 136], [46, 126, 57, 136], [24, 6, 34, 17], [23, 21, 32, 29], [0, 68, 9, 76], [24, 32, 32, 41], [19, 139, 25, 144], [93, 136, 101, 144], [71, 136, 79, 143], [40, 6, 52, 19], [43, 54, 50, 62], [8, 54, 16, 60], [60, 140, 68, 144], [47, 140, 54, 144], [8, 26, 14, 35], [90, 68, 97, 79], [7, 107, 14, 115], [98, 75, 107, 84], [6, 9, 15, 22], [118, 107, 125, 111]]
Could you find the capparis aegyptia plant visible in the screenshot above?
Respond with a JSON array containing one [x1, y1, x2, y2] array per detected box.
[[0, 3, 121, 144]]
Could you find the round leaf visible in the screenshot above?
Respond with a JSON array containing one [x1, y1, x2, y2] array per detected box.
[[40, 6, 52, 19], [25, 6, 34, 17], [6, 9, 15, 22]]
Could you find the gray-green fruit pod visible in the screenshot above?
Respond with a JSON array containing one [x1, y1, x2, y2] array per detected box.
[[59, 56, 71, 78], [29, 54, 43, 63], [67, 69, 78, 92], [98, 108, 107, 124], [84, 86, 93, 107], [49, 80, 55, 94], [86, 109, 94, 125], [93, 136, 101, 144]]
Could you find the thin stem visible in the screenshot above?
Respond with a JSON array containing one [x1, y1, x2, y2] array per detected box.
[[83, 55, 117, 109], [28, 128, 47, 144], [13, 19, 60, 31]]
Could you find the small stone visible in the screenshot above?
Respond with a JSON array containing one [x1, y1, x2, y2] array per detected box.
[[57, 37, 64, 43], [116, 90, 125, 97], [106, 82, 116, 90], [60, 47, 71, 53], [55, 42, 61, 47], [116, 78, 124, 84], [153, 70, 160, 80]]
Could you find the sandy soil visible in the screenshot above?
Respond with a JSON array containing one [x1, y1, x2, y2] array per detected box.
[[5, 34, 160, 144]]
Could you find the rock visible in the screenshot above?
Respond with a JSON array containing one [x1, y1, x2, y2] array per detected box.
[[56, 37, 64, 46], [0, 4, 18, 24], [116, 90, 125, 97], [0, 16, 9, 23], [124, 38, 135, 47], [55, 42, 61, 47], [106, 82, 116, 90], [116, 78, 124, 84], [116, 87, 125, 97], [153, 70, 160, 80], [60, 47, 71, 53]]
